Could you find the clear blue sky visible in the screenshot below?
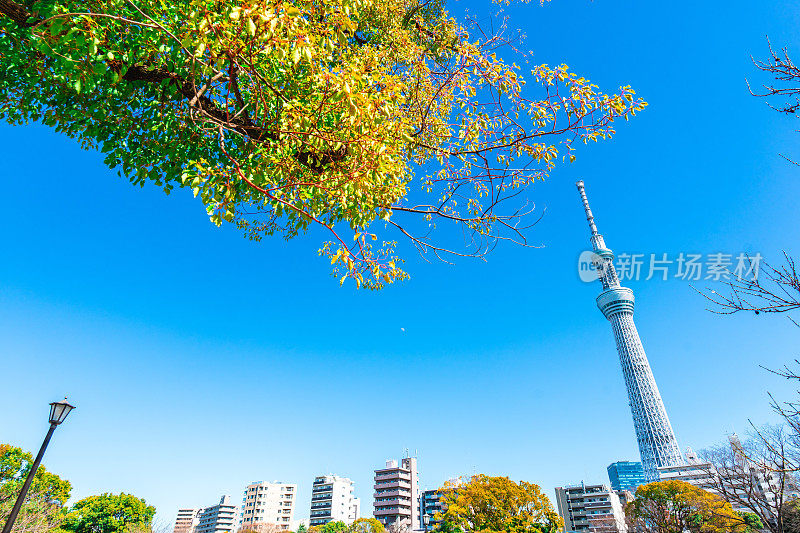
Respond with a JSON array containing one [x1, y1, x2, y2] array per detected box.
[[2, 0, 800, 527]]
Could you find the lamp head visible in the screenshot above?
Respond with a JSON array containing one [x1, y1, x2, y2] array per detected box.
[[49, 397, 75, 426]]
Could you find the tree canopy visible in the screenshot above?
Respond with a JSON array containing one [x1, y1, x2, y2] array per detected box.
[[0, 444, 72, 533], [62, 493, 156, 533], [625, 480, 746, 533], [0, 0, 644, 288], [348, 518, 385, 533], [435, 474, 562, 533], [0, 444, 72, 507], [319, 522, 348, 533]]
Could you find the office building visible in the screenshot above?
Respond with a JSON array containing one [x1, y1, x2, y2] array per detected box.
[[196, 496, 239, 533], [554, 483, 626, 533], [373, 457, 419, 529], [310, 474, 361, 526], [607, 462, 646, 493], [577, 181, 683, 481], [240, 481, 298, 531]]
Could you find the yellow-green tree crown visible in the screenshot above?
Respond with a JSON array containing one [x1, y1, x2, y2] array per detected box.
[[0, 0, 645, 288], [436, 474, 563, 533]]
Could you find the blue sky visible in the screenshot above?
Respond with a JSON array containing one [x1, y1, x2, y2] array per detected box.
[[2, 0, 800, 527]]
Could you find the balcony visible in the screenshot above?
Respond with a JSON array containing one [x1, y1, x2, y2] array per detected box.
[[375, 498, 411, 506], [372, 488, 411, 498], [375, 481, 412, 490], [375, 472, 411, 482], [374, 509, 411, 517]]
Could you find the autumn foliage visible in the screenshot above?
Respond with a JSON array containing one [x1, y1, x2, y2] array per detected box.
[[0, 0, 645, 287], [435, 475, 562, 533], [625, 480, 748, 533]]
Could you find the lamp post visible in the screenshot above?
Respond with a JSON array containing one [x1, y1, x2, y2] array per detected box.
[[1, 398, 75, 533]]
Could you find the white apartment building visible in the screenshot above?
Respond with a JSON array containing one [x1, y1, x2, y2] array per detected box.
[[657, 447, 718, 492], [554, 483, 627, 533], [240, 481, 298, 531], [373, 457, 419, 530], [174, 509, 200, 533], [309, 475, 361, 526], [195, 496, 239, 533]]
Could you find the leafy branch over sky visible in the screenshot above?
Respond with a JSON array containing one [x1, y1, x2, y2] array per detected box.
[[0, 0, 645, 288]]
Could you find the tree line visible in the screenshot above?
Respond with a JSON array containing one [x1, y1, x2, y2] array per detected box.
[[0, 445, 155, 533]]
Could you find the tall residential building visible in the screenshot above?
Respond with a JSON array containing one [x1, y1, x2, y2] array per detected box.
[[174, 509, 200, 533], [577, 181, 683, 481], [309, 474, 361, 527], [240, 481, 298, 531], [196, 496, 239, 533], [607, 462, 646, 493], [554, 483, 627, 533], [373, 457, 419, 530]]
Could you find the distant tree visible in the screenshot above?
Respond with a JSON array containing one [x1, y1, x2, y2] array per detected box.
[[435, 474, 562, 533], [348, 518, 384, 533], [739, 511, 766, 533], [384, 520, 409, 533], [296, 525, 308, 533], [0, 444, 72, 533], [320, 523, 347, 533], [625, 480, 746, 533], [586, 514, 621, 533], [239, 525, 283, 533], [62, 493, 155, 533], [0, 444, 72, 505]]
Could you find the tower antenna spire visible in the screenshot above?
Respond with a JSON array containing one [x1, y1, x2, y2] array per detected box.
[[575, 180, 598, 236]]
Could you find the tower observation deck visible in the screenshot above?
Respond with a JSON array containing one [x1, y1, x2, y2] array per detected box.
[[576, 180, 683, 481]]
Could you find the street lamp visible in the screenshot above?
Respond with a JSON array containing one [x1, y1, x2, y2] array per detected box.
[[1, 398, 75, 533]]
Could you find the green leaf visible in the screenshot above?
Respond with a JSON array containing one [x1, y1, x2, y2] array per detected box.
[[49, 18, 64, 36]]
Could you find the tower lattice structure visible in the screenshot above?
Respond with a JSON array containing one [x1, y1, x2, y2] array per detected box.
[[576, 180, 683, 481]]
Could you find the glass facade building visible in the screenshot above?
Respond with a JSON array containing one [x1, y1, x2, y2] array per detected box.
[[607, 461, 646, 492]]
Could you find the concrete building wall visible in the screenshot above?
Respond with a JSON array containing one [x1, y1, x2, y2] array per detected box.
[[373, 457, 419, 530], [240, 481, 297, 531], [196, 496, 239, 533], [554, 483, 626, 533], [174, 509, 199, 533], [309, 474, 360, 526]]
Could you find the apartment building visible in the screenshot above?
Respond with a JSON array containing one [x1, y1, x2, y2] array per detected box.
[[240, 481, 298, 531], [554, 483, 626, 533], [173, 509, 200, 533], [309, 475, 361, 526], [373, 457, 419, 530], [195, 496, 239, 533]]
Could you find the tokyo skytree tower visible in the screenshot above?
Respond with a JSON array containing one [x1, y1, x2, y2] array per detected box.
[[576, 180, 683, 481]]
